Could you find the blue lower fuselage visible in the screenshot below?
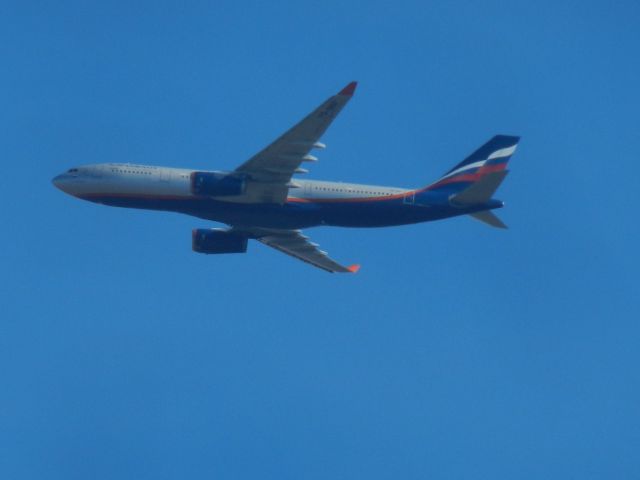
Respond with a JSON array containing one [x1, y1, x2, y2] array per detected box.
[[82, 193, 499, 230]]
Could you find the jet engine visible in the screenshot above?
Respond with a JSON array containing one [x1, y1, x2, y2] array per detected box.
[[192, 229, 248, 254], [190, 171, 246, 196]]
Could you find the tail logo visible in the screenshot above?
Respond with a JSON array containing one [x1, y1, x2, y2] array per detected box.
[[487, 144, 517, 160], [427, 136, 519, 191]]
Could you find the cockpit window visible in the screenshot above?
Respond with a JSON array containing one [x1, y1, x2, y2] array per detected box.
[[68, 168, 79, 173]]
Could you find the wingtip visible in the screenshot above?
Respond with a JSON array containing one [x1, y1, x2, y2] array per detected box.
[[338, 81, 358, 96], [346, 264, 361, 273]]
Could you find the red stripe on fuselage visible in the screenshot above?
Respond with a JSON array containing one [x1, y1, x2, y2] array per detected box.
[[78, 191, 422, 206]]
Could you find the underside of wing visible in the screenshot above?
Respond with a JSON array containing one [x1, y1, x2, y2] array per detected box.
[[239, 228, 359, 273], [233, 82, 357, 203]]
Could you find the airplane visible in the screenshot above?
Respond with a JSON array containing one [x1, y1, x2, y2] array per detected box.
[[52, 81, 519, 273]]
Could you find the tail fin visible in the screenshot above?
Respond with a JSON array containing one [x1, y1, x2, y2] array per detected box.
[[423, 135, 519, 229], [426, 135, 519, 194]]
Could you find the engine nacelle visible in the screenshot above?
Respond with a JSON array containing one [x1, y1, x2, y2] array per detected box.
[[190, 171, 246, 196], [192, 229, 248, 254]]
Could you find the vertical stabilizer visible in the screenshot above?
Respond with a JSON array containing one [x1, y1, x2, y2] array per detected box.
[[426, 135, 519, 195]]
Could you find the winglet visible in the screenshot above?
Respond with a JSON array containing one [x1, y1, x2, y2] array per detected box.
[[338, 81, 358, 96], [346, 264, 361, 273]]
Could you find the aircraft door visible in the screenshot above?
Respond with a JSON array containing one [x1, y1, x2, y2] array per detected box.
[[160, 168, 172, 182], [303, 182, 312, 198], [403, 192, 415, 205]]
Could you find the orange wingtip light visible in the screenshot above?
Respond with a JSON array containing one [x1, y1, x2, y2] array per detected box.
[[346, 264, 361, 273], [338, 81, 358, 96]]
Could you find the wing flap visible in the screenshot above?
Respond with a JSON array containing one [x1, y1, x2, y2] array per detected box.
[[248, 228, 359, 273]]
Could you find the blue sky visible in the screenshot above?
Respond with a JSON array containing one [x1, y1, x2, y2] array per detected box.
[[2, 1, 639, 478]]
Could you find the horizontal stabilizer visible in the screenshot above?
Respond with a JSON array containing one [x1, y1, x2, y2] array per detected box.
[[469, 210, 508, 229], [450, 171, 509, 205]]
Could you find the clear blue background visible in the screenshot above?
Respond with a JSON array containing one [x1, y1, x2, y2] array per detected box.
[[2, 1, 639, 478]]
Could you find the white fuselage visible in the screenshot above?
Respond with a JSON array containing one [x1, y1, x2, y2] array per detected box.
[[53, 163, 411, 202]]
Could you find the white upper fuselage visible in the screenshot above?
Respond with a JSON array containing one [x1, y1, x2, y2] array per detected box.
[[52, 163, 410, 202]]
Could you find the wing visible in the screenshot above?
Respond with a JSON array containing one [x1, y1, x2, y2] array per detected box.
[[237, 228, 360, 273], [234, 81, 357, 204]]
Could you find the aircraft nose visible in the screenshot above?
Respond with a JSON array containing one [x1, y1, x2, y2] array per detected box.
[[52, 173, 75, 194], [52, 174, 64, 190]]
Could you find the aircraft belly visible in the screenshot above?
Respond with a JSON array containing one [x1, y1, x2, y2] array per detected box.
[[318, 201, 439, 227], [208, 200, 452, 228], [85, 193, 466, 229], [81, 194, 322, 228], [164, 197, 324, 228]]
